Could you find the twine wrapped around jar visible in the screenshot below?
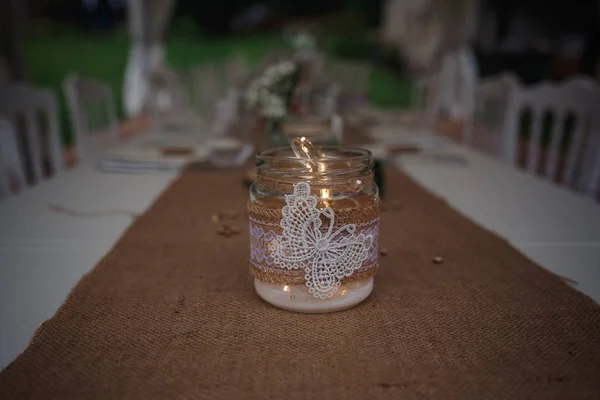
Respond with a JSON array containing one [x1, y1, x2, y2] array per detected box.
[[249, 198, 380, 285]]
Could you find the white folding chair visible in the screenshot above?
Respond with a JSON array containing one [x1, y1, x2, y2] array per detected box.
[[0, 116, 26, 199], [63, 74, 118, 160], [464, 72, 520, 157], [504, 82, 600, 196], [0, 83, 64, 183]]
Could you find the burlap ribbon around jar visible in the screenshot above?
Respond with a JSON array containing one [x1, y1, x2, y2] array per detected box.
[[248, 199, 380, 285]]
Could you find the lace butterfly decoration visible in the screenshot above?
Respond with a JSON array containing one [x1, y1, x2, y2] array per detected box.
[[272, 182, 373, 299]]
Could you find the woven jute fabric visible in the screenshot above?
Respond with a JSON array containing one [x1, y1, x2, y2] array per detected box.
[[2, 137, 600, 399]]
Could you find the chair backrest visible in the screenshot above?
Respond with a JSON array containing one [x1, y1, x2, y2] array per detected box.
[[0, 116, 26, 199], [464, 72, 520, 156], [409, 74, 440, 127], [0, 83, 64, 183], [332, 61, 371, 98], [212, 88, 242, 134], [225, 56, 249, 88], [561, 75, 598, 90], [63, 74, 118, 159], [148, 69, 194, 116], [504, 82, 600, 195], [560, 77, 600, 196], [190, 63, 221, 119], [318, 83, 342, 117]]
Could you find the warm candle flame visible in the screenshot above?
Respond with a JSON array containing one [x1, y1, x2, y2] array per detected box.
[[290, 136, 323, 173], [320, 189, 331, 200]]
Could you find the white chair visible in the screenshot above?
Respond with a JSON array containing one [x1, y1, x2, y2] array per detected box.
[[225, 55, 249, 88], [0, 116, 26, 199], [145, 68, 208, 134], [0, 83, 64, 183], [504, 82, 600, 195], [190, 63, 221, 120], [464, 72, 520, 156], [212, 88, 242, 135], [404, 74, 439, 128], [318, 83, 342, 117], [63, 74, 118, 160], [332, 61, 371, 105], [561, 75, 598, 90], [560, 77, 600, 196]]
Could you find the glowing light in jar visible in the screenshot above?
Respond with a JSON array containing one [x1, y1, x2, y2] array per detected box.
[[320, 188, 331, 207], [290, 136, 326, 173]]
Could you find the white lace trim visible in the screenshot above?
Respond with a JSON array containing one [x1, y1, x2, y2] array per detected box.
[[260, 182, 375, 299]]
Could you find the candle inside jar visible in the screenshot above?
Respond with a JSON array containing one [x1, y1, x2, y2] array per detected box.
[[320, 188, 331, 207], [254, 278, 374, 313]]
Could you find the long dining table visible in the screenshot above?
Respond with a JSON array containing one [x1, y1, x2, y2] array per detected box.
[[1, 125, 599, 376]]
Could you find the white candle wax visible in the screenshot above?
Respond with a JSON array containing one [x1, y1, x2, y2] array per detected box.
[[254, 278, 374, 313]]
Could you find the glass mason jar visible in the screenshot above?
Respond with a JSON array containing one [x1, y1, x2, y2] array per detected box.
[[248, 147, 379, 313]]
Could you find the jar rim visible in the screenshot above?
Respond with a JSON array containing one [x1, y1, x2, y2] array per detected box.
[[255, 147, 373, 179]]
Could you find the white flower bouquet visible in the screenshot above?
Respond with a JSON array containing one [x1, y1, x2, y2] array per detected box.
[[246, 60, 300, 120]]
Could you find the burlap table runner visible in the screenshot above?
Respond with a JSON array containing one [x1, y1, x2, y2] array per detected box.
[[2, 138, 600, 399]]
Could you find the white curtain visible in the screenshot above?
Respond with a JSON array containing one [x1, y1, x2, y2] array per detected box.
[[123, 0, 176, 117]]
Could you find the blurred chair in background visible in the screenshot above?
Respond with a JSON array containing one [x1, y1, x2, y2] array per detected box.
[[145, 68, 205, 134], [401, 74, 439, 128], [317, 83, 342, 118], [463, 72, 520, 157], [0, 83, 64, 184], [225, 55, 249, 90], [504, 82, 600, 197], [0, 116, 26, 200], [190, 62, 221, 121], [328, 60, 372, 113], [63, 74, 118, 162]]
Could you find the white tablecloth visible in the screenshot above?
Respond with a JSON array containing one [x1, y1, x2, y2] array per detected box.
[[1, 137, 599, 370]]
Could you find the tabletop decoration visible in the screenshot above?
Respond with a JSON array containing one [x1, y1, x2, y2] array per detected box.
[[245, 60, 300, 146], [248, 138, 380, 313]]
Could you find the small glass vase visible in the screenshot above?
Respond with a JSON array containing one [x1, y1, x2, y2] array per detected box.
[[249, 147, 380, 313]]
